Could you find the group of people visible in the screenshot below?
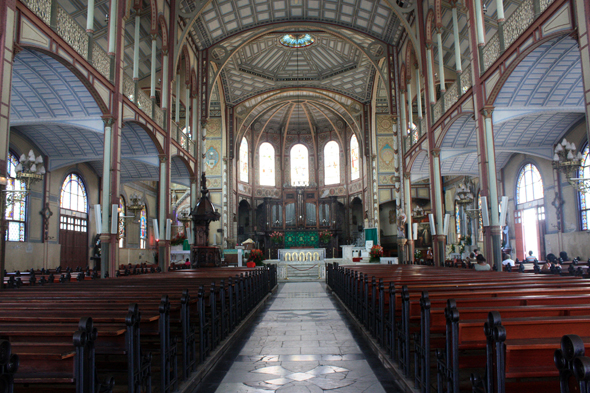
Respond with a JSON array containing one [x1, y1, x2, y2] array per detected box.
[[466, 249, 537, 271]]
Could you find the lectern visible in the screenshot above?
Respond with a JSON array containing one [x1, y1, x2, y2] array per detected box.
[[190, 173, 224, 267]]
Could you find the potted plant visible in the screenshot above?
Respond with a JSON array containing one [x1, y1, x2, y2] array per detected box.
[[270, 231, 284, 245], [247, 249, 264, 267], [369, 245, 383, 263], [319, 230, 332, 244]]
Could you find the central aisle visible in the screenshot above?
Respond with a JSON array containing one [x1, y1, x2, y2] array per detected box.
[[196, 282, 401, 393]]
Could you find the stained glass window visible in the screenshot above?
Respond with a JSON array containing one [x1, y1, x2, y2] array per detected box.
[[61, 174, 88, 213], [350, 135, 360, 181], [5, 152, 26, 242], [119, 195, 126, 248], [290, 144, 309, 186], [324, 141, 340, 185], [240, 138, 249, 183], [455, 201, 461, 241], [60, 174, 88, 234], [279, 34, 315, 48], [516, 163, 544, 204], [259, 142, 275, 186], [579, 145, 590, 230], [139, 207, 147, 249]]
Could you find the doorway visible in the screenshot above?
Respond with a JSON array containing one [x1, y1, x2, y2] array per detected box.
[[522, 208, 539, 258]]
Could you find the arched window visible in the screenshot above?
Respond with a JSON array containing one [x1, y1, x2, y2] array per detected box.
[[290, 144, 309, 186], [60, 173, 88, 233], [259, 142, 275, 186], [516, 163, 544, 204], [240, 138, 249, 183], [324, 141, 340, 185], [119, 195, 126, 248], [139, 207, 147, 249], [455, 201, 461, 241], [350, 135, 360, 180], [579, 145, 590, 230], [5, 152, 26, 242]]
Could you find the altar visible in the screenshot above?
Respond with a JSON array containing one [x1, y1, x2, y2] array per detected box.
[[278, 248, 325, 262]]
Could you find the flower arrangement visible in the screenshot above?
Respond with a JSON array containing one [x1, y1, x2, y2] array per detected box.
[[247, 249, 264, 266], [170, 231, 187, 246], [319, 230, 332, 243], [415, 249, 423, 260], [270, 231, 284, 244], [369, 245, 383, 259]]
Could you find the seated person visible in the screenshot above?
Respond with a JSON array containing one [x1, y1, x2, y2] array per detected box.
[[559, 251, 570, 262], [525, 251, 537, 263], [184, 258, 191, 268], [502, 253, 515, 267], [541, 261, 552, 271], [474, 254, 491, 271]]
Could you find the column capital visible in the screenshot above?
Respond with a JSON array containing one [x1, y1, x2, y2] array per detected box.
[[481, 106, 494, 118], [102, 116, 115, 127], [431, 148, 441, 157], [151, 33, 158, 40], [404, 172, 411, 179], [425, 42, 432, 50], [159, 154, 168, 163]]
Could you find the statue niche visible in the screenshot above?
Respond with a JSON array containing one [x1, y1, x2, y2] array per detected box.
[[190, 173, 224, 267]]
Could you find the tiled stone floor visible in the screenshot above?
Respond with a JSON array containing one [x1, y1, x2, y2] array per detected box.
[[193, 282, 402, 393]]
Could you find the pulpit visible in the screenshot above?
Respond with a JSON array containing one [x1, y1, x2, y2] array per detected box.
[[190, 173, 224, 267]]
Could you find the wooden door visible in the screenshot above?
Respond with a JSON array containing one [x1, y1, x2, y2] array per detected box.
[[514, 210, 524, 261], [60, 214, 88, 269]]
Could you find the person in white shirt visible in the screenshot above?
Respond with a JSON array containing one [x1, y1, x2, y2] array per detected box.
[[502, 253, 515, 267]]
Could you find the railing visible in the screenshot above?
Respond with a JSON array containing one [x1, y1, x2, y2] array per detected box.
[[21, 0, 169, 134], [432, 99, 443, 124], [444, 82, 459, 112], [461, 64, 472, 92], [170, 122, 191, 151]]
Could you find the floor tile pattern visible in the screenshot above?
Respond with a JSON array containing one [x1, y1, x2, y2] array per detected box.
[[194, 282, 401, 393]]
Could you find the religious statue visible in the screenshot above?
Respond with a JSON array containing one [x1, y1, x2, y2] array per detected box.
[[397, 211, 407, 238]]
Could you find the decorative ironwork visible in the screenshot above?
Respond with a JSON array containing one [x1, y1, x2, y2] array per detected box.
[[22, 0, 51, 25], [483, 34, 500, 71], [432, 100, 442, 124], [154, 106, 164, 128], [56, 6, 88, 59], [137, 89, 152, 116], [92, 43, 111, 80], [461, 64, 472, 93], [123, 74, 135, 101], [504, 0, 535, 48], [445, 82, 459, 112], [540, 0, 555, 12]]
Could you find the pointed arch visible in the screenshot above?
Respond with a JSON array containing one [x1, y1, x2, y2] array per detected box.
[[425, 9, 434, 45]]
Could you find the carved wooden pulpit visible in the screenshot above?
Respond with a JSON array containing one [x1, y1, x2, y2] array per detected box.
[[190, 173, 223, 267]]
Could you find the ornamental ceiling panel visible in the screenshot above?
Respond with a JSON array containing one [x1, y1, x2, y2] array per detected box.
[[221, 32, 374, 104], [190, 0, 400, 49]]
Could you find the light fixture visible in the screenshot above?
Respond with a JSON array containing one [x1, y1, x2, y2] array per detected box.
[[553, 138, 588, 193], [6, 150, 45, 204], [126, 192, 146, 215]]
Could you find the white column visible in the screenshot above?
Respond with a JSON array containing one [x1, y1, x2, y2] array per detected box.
[[436, 31, 446, 92], [150, 37, 157, 98], [87, 0, 95, 31], [404, 174, 412, 235], [161, 54, 169, 109], [474, 0, 486, 46], [426, 48, 436, 104], [133, 13, 140, 81], [496, 0, 505, 21], [175, 76, 180, 123], [484, 116, 499, 225], [452, 7, 462, 73], [108, 0, 117, 55], [101, 120, 113, 233], [192, 97, 198, 155], [432, 151, 444, 234], [400, 91, 407, 136], [415, 68, 422, 120], [406, 81, 413, 127]]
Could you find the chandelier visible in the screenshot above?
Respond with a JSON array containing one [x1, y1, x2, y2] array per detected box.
[[455, 182, 474, 205], [127, 192, 145, 215], [8, 150, 45, 203], [552, 138, 588, 193]]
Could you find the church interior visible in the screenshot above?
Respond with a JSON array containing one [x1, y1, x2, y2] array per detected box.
[[1, 0, 590, 391]]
